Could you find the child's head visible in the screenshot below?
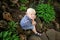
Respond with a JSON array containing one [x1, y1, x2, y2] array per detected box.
[[26, 8, 36, 20]]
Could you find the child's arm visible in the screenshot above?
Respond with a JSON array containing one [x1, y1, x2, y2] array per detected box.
[[32, 19, 36, 26], [32, 15, 36, 26]]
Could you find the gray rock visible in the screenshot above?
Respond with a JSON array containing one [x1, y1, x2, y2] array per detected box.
[[40, 32, 48, 40], [46, 29, 56, 40], [28, 35, 42, 40], [55, 31, 60, 40]]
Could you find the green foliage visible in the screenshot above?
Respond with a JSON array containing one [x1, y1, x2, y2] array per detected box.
[[8, 21, 17, 31], [0, 31, 20, 40], [19, 0, 29, 4], [19, 5, 27, 11], [0, 21, 20, 40], [36, 4, 55, 23]]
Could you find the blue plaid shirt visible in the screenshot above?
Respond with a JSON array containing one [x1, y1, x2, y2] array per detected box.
[[20, 15, 34, 30]]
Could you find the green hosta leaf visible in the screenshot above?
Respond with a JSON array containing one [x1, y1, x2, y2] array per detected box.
[[5, 38, 10, 40], [3, 31, 9, 38], [8, 31, 12, 36], [12, 34, 17, 38], [14, 38, 20, 40], [0, 32, 2, 38]]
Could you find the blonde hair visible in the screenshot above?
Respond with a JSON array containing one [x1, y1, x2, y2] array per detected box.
[[26, 8, 36, 14]]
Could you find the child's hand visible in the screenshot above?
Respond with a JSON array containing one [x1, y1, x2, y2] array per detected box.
[[32, 20, 36, 26]]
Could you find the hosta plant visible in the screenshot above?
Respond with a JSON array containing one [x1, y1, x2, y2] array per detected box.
[[8, 21, 17, 32], [36, 4, 55, 23], [0, 31, 20, 40], [19, 5, 27, 11], [0, 21, 20, 40]]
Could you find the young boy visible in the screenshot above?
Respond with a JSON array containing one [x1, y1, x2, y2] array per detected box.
[[20, 8, 42, 36]]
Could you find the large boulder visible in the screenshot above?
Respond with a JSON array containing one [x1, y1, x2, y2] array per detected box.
[[28, 35, 42, 40], [28, 32, 48, 40], [55, 31, 60, 40], [40, 32, 48, 40], [46, 29, 56, 40], [46, 29, 60, 40]]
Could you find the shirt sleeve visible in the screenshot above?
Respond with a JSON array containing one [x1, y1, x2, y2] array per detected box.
[[23, 20, 33, 27]]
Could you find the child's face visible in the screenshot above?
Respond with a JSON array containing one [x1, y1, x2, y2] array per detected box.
[[26, 8, 36, 20], [28, 12, 36, 20]]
